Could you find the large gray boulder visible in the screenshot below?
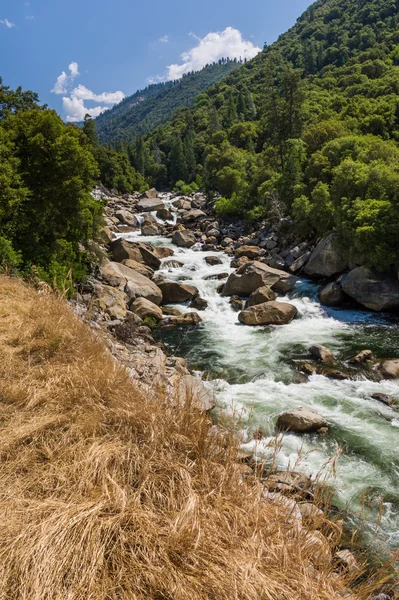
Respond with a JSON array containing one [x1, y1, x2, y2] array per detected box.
[[245, 286, 278, 308], [305, 233, 348, 278], [130, 297, 163, 321], [181, 209, 206, 223], [159, 281, 198, 304], [319, 281, 345, 307], [222, 261, 298, 297], [276, 407, 328, 434], [114, 210, 139, 228], [99, 261, 162, 305], [341, 267, 399, 311], [136, 197, 164, 212], [238, 301, 297, 326], [110, 239, 161, 270], [172, 229, 196, 248]]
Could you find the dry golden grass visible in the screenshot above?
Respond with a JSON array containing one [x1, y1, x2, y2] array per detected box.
[[0, 274, 391, 599]]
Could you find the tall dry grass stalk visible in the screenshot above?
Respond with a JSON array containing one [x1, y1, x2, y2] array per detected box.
[[0, 275, 392, 599]]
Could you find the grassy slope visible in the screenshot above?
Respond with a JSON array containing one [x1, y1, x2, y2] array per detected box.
[[0, 275, 389, 599]]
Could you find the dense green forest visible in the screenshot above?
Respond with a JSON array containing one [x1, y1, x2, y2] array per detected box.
[[96, 60, 243, 145], [0, 79, 145, 284], [127, 0, 399, 269]]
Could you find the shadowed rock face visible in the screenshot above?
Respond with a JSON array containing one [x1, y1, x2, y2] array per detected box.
[[222, 261, 298, 297], [172, 229, 196, 248], [341, 267, 399, 311], [305, 233, 348, 278], [238, 301, 298, 326], [318, 281, 345, 307], [159, 281, 198, 304], [99, 261, 162, 305], [245, 286, 278, 308]]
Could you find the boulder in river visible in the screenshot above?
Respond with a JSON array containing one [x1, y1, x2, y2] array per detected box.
[[111, 239, 161, 270], [371, 393, 394, 406], [289, 251, 311, 274], [341, 266, 399, 312], [156, 208, 173, 221], [161, 312, 202, 327], [100, 261, 162, 305], [136, 197, 165, 212], [159, 281, 198, 304], [172, 198, 192, 210], [309, 345, 335, 365], [238, 301, 297, 326], [140, 187, 158, 199], [130, 297, 163, 321], [152, 246, 174, 259], [319, 281, 345, 307], [349, 350, 373, 364], [222, 261, 298, 297], [379, 359, 399, 380], [181, 209, 206, 223], [245, 286, 278, 308], [276, 407, 328, 434], [123, 259, 154, 279], [205, 255, 223, 266], [305, 233, 348, 278], [172, 229, 196, 248], [190, 295, 208, 311], [235, 245, 262, 259], [114, 210, 139, 228], [141, 215, 161, 236], [230, 296, 244, 312]]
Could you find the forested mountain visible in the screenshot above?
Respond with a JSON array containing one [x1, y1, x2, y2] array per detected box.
[[96, 59, 243, 145], [128, 0, 399, 270]]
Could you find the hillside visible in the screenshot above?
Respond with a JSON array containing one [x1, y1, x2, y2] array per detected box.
[[133, 0, 399, 271], [95, 59, 243, 145]]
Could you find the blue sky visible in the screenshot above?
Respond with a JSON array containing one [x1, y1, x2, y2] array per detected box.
[[0, 0, 311, 121]]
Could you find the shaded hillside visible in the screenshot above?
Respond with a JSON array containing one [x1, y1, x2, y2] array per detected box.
[[96, 59, 243, 144], [133, 0, 399, 270]]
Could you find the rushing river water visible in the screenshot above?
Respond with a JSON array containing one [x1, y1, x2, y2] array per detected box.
[[121, 194, 399, 551]]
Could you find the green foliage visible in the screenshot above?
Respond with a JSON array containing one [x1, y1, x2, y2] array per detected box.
[[0, 236, 21, 271], [129, 0, 399, 270], [173, 180, 199, 195]]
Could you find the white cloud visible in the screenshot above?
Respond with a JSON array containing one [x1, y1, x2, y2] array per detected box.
[[51, 61, 125, 122], [0, 18, 15, 28], [51, 62, 80, 94], [159, 35, 169, 43], [165, 27, 260, 80]]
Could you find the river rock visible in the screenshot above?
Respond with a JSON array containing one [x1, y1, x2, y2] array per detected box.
[[114, 210, 139, 228], [371, 393, 394, 406], [159, 281, 198, 304], [190, 296, 208, 311], [164, 259, 184, 269], [230, 296, 244, 311], [379, 359, 399, 379], [140, 187, 158, 199], [276, 407, 328, 434], [236, 245, 262, 259], [222, 261, 298, 297], [111, 239, 161, 270], [309, 345, 335, 364], [172, 229, 196, 248], [238, 301, 297, 326], [162, 312, 202, 327], [289, 251, 311, 274], [181, 209, 206, 223], [245, 286, 278, 308], [169, 373, 215, 412], [130, 297, 163, 321], [141, 215, 161, 236], [92, 284, 127, 320], [123, 259, 154, 279], [136, 197, 164, 212], [205, 255, 223, 266], [152, 247, 174, 259], [156, 208, 173, 221], [349, 350, 373, 364], [341, 267, 399, 312], [172, 198, 191, 210], [305, 233, 348, 278], [100, 261, 162, 305], [319, 281, 345, 306]]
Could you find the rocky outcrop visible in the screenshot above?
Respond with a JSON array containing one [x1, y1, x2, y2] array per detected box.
[[114, 210, 139, 228], [222, 261, 298, 297], [246, 286, 278, 308], [341, 267, 399, 312], [141, 215, 161, 236], [123, 259, 154, 279], [238, 301, 297, 326], [276, 407, 328, 434], [92, 284, 127, 320], [130, 297, 163, 321], [205, 255, 223, 266], [162, 312, 202, 326], [99, 261, 162, 305], [159, 281, 198, 304], [235, 245, 262, 259], [136, 197, 164, 212], [181, 209, 206, 223], [172, 198, 191, 210], [172, 229, 196, 248], [305, 234, 348, 278], [111, 239, 161, 270], [152, 247, 174, 259], [319, 282, 345, 307]]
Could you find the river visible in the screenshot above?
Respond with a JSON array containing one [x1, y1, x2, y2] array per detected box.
[[121, 193, 399, 551]]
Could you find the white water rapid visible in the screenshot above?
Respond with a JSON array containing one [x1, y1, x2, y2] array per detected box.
[[120, 194, 399, 551]]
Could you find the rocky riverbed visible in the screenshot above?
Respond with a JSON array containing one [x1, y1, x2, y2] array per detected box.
[[77, 185, 399, 568]]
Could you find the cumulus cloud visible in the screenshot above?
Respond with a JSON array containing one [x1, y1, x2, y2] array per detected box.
[[51, 62, 125, 122], [159, 35, 169, 43], [0, 18, 15, 28], [165, 27, 260, 80]]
